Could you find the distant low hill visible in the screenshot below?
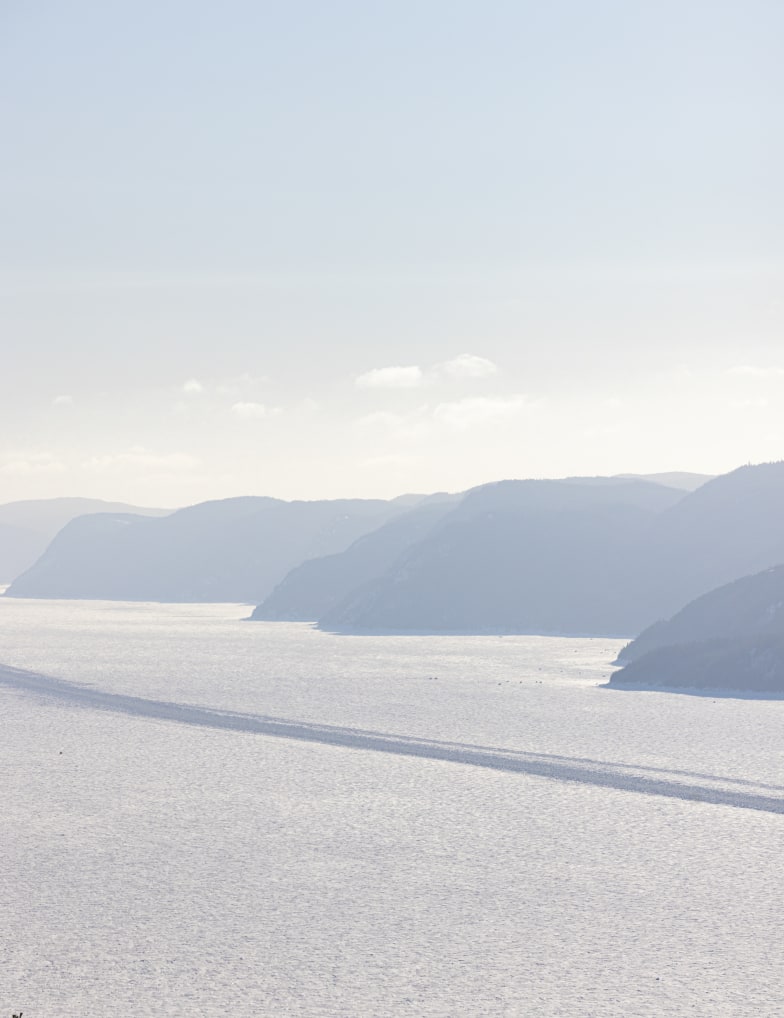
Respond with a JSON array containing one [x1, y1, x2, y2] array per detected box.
[[0, 498, 170, 583], [609, 565, 784, 693], [5, 495, 422, 603]]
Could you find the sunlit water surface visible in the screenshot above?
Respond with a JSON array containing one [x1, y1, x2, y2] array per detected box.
[[1, 598, 782, 1017]]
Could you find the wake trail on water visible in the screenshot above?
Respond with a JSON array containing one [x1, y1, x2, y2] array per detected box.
[[2, 663, 783, 815]]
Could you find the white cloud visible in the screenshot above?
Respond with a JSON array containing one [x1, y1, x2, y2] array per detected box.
[[231, 401, 278, 420], [355, 365, 424, 389], [83, 448, 200, 472], [432, 395, 529, 430], [355, 394, 532, 443], [361, 453, 424, 470], [216, 372, 267, 396], [356, 410, 405, 429], [52, 394, 73, 406], [182, 378, 204, 394], [438, 354, 498, 379], [730, 397, 769, 409], [726, 365, 784, 379], [354, 356, 500, 392], [0, 451, 66, 475], [354, 408, 430, 442]]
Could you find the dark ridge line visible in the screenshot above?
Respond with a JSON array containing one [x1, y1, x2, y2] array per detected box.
[[1, 664, 783, 815]]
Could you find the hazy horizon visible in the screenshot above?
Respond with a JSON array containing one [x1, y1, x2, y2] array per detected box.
[[3, 1, 782, 505], [0, 465, 721, 511]]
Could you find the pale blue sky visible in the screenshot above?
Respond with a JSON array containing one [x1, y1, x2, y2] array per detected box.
[[2, 1, 783, 504]]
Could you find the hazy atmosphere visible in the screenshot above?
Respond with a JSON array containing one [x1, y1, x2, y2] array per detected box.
[[4, 0, 783, 505], [4, 6, 784, 1017]]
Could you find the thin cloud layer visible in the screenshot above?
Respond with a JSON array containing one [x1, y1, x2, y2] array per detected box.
[[0, 451, 66, 475], [355, 366, 424, 389], [82, 448, 200, 472], [432, 395, 528, 430], [231, 401, 277, 420], [438, 354, 498, 379], [726, 365, 784, 379], [355, 354, 498, 391], [357, 394, 530, 440]]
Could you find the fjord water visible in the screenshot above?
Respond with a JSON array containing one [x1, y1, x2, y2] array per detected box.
[[1, 598, 782, 1016]]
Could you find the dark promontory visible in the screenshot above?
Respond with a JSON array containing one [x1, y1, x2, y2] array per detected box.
[[610, 565, 784, 694]]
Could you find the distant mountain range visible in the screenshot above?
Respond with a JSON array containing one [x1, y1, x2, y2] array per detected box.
[[314, 476, 685, 635], [292, 462, 784, 637], [609, 565, 784, 694], [251, 472, 712, 626], [0, 498, 169, 583], [5, 495, 425, 603], [8, 465, 784, 654]]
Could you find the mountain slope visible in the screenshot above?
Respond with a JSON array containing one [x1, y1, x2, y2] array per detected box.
[[5, 496, 416, 603], [609, 635, 784, 695], [317, 462, 784, 637], [614, 471, 713, 491], [0, 498, 170, 583], [616, 565, 784, 665], [629, 461, 784, 621], [0, 523, 45, 585], [609, 565, 784, 694], [318, 477, 685, 635], [251, 495, 459, 621]]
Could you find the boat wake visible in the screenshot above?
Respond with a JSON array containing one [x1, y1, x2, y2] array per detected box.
[[2, 663, 783, 814]]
